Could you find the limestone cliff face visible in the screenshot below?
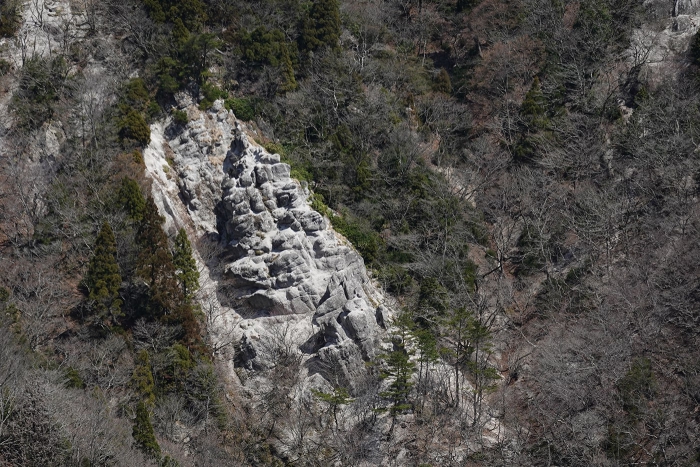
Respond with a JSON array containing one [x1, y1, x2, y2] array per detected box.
[[144, 97, 389, 389], [630, 0, 700, 84]]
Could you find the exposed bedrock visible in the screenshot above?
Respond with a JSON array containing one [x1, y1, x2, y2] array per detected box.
[[157, 100, 389, 388]]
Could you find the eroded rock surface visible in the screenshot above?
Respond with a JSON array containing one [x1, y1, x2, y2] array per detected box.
[[219, 128, 387, 384], [146, 98, 388, 388]]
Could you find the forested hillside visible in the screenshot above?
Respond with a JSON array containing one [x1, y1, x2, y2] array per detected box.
[[1, 0, 700, 465]]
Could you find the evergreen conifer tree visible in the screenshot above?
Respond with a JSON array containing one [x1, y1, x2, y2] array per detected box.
[[465, 316, 499, 424], [172, 228, 199, 300], [84, 222, 122, 324], [136, 197, 181, 319], [279, 44, 298, 93], [132, 401, 161, 458], [412, 325, 439, 408], [118, 177, 146, 221], [118, 108, 151, 146], [311, 386, 353, 429], [132, 350, 156, 407], [378, 317, 416, 416], [0, 0, 21, 38], [136, 199, 201, 344], [379, 340, 415, 415], [521, 76, 548, 130], [300, 0, 340, 53], [172, 17, 190, 46]]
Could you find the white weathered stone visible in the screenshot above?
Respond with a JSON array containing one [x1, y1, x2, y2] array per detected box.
[[143, 99, 393, 390]]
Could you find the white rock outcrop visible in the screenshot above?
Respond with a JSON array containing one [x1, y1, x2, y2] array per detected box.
[[144, 98, 389, 389], [629, 0, 700, 84]]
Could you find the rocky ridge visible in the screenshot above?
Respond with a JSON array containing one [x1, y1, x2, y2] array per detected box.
[[143, 97, 390, 389]]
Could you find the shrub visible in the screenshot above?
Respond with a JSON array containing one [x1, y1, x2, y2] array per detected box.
[[240, 27, 287, 66], [199, 82, 226, 110], [276, 146, 315, 183], [172, 109, 188, 125], [377, 265, 413, 294], [224, 97, 256, 121], [309, 193, 331, 217], [330, 212, 383, 265], [118, 107, 151, 146], [264, 142, 286, 156], [433, 68, 452, 94], [64, 367, 86, 389], [122, 78, 150, 111], [290, 164, 313, 182]]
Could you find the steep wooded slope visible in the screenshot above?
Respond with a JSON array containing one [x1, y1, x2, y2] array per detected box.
[[1, 0, 700, 465]]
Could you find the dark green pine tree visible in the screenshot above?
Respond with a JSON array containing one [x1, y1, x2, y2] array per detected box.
[[178, 33, 222, 84], [172, 228, 199, 300], [379, 341, 415, 415], [143, 0, 166, 23], [300, 0, 340, 53], [131, 350, 156, 408], [118, 107, 151, 147], [132, 401, 161, 458], [378, 317, 416, 417], [312, 386, 353, 429], [278, 44, 298, 93], [136, 196, 181, 320], [172, 17, 190, 46], [170, 0, 207, 31], [118, 177, 146, 221], [84, 222, 122, 324]]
